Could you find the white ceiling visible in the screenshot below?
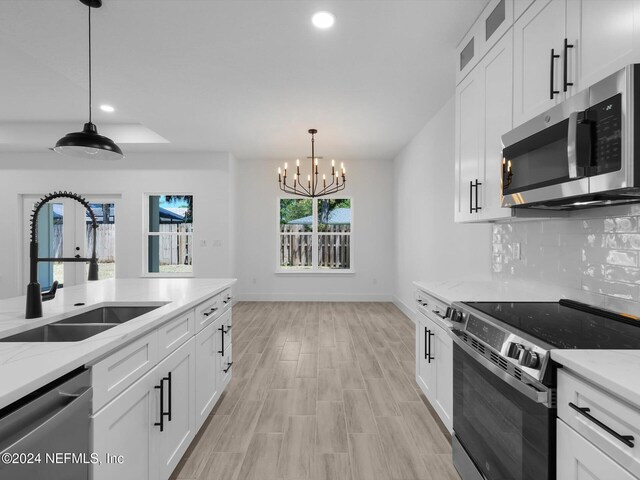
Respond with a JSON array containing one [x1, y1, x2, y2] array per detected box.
[[0, 0, 487, 162]]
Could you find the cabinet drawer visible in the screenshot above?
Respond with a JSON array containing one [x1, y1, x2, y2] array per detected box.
[[195, 294, 221, 331], [91, 330, 159, 413], [220, 287, 233, 311], [557, 419, 637, 480], [558, 369, 640, 478], [158, 309, 195, 358], [415, 290, 451, 329]]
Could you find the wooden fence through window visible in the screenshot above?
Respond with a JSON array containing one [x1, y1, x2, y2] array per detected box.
[[280, 224, 350, 268]]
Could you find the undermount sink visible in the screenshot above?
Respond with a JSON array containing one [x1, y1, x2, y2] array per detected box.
[[54, 306, 162, 325], [0, 305, 164, 342]]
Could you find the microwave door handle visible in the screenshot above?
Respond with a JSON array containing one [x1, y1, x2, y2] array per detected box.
[[567, 111, 582, 179]]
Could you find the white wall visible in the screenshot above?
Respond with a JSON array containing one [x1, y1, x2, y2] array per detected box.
[[234, 157, 394, 301], [392, 97, 492, 313], [0, 151, 234, 299]]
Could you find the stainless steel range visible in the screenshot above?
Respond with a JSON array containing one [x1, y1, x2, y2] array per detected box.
[[448, 299, 640, 480]]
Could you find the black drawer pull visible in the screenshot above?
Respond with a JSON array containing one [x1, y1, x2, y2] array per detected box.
[[224, 362, 233, 373], [569, 402, 635, 448], [204, 307, 218, 317]]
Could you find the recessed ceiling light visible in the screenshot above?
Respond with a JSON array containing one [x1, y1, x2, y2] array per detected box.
[[100, 104, 115, 113], [312, 11, 335, 29]]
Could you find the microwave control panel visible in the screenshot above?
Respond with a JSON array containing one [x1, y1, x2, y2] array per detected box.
[[586, 93, 622, 174]]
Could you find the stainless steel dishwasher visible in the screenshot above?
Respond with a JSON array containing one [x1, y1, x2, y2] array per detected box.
[[0, 367, 91, 480]]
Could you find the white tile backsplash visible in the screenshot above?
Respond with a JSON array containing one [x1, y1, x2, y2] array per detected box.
[[491, 204, 640, 314]]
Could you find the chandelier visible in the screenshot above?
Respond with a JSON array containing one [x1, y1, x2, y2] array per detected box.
[[278, 129, 346, 198]]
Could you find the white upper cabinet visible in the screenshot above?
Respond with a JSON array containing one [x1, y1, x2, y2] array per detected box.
[[514, 0, 640, 126], [456, 0, 513, 85], [566, 0, 639, 93], [455, 69, 482, 222], [480, 31, 514, 220], [455, 31, 514, 222], [513, 0, 567, 125]]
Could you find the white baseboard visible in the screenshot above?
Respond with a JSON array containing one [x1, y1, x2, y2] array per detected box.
[[392, 295, 417, 325], [237, 293, 393, 302]]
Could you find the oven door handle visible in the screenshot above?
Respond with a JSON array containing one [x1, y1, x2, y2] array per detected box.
[[449, 330, 551, 407]]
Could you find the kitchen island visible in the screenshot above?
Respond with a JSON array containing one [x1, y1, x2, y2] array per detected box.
[[0, 277, 236, 480], [0, 278, 235, 410]]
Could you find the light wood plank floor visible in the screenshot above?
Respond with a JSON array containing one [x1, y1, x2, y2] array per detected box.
[[172, 302, 461, 480]]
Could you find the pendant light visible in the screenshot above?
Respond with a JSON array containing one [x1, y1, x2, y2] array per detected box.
[[54, 0, 124, 160]]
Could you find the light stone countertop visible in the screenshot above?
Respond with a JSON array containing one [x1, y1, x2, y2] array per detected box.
[[0, 278, 236, 410], [413, 279, 563, 304], [551, 350, 640, 409]]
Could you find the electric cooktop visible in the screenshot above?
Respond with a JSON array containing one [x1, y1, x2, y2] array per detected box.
[[463, 299, 640, 350]]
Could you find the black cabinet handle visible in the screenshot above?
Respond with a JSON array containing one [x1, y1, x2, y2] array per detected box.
[[154, 377, 170, 432], [424, 327, 428, 360], [224, 362, 233, 373], [224, 324, 232, 334], [469, 180, 482, 213], [569, 402, 635, 448], [427, 330, 435, 363], [563, 38, 574, 92], [167, 372, 172, 422], [550, 49, 560, 99], [218, 326, 225, 356], [203, 307, 218, 317]]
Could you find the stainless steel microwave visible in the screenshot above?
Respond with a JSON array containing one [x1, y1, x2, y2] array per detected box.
[[501, 64, 640, 210]]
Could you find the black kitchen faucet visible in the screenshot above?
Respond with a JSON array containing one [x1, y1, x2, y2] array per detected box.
[[25, 191, 99, 319]]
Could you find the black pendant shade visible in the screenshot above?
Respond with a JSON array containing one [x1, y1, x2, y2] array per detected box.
[[54, 122, 123, 160], [54, 0, 124, 160]]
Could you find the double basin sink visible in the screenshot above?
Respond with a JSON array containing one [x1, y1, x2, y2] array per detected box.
[[0, 305, 163, 342]]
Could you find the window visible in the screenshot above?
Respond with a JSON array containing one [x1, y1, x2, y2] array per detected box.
[[145, 195, 193, 275], [279, 198, 351, 272]]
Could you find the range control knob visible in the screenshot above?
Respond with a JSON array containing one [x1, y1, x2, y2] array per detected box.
[[505, 342, 523, 359], [449, 309, 463, 323], [519, 349, 539, 369]]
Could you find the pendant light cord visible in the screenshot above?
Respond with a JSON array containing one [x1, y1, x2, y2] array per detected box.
[[88, 3, 92, 123]]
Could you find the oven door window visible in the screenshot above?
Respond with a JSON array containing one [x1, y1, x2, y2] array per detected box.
[[453, 344, 553, 480]]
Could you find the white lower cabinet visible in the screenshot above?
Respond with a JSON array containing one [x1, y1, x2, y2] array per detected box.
[[91, 294, 233, 480], [92, 338, 196, 480], [195, 320, 220, 429], [414, 298, 453, 433], [557, 369, 640, 479], [155, 338, 196, 480], [92, 365, 157, 480]]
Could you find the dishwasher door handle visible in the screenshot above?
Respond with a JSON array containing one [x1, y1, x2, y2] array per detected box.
[[0, 386, 91, 454]]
